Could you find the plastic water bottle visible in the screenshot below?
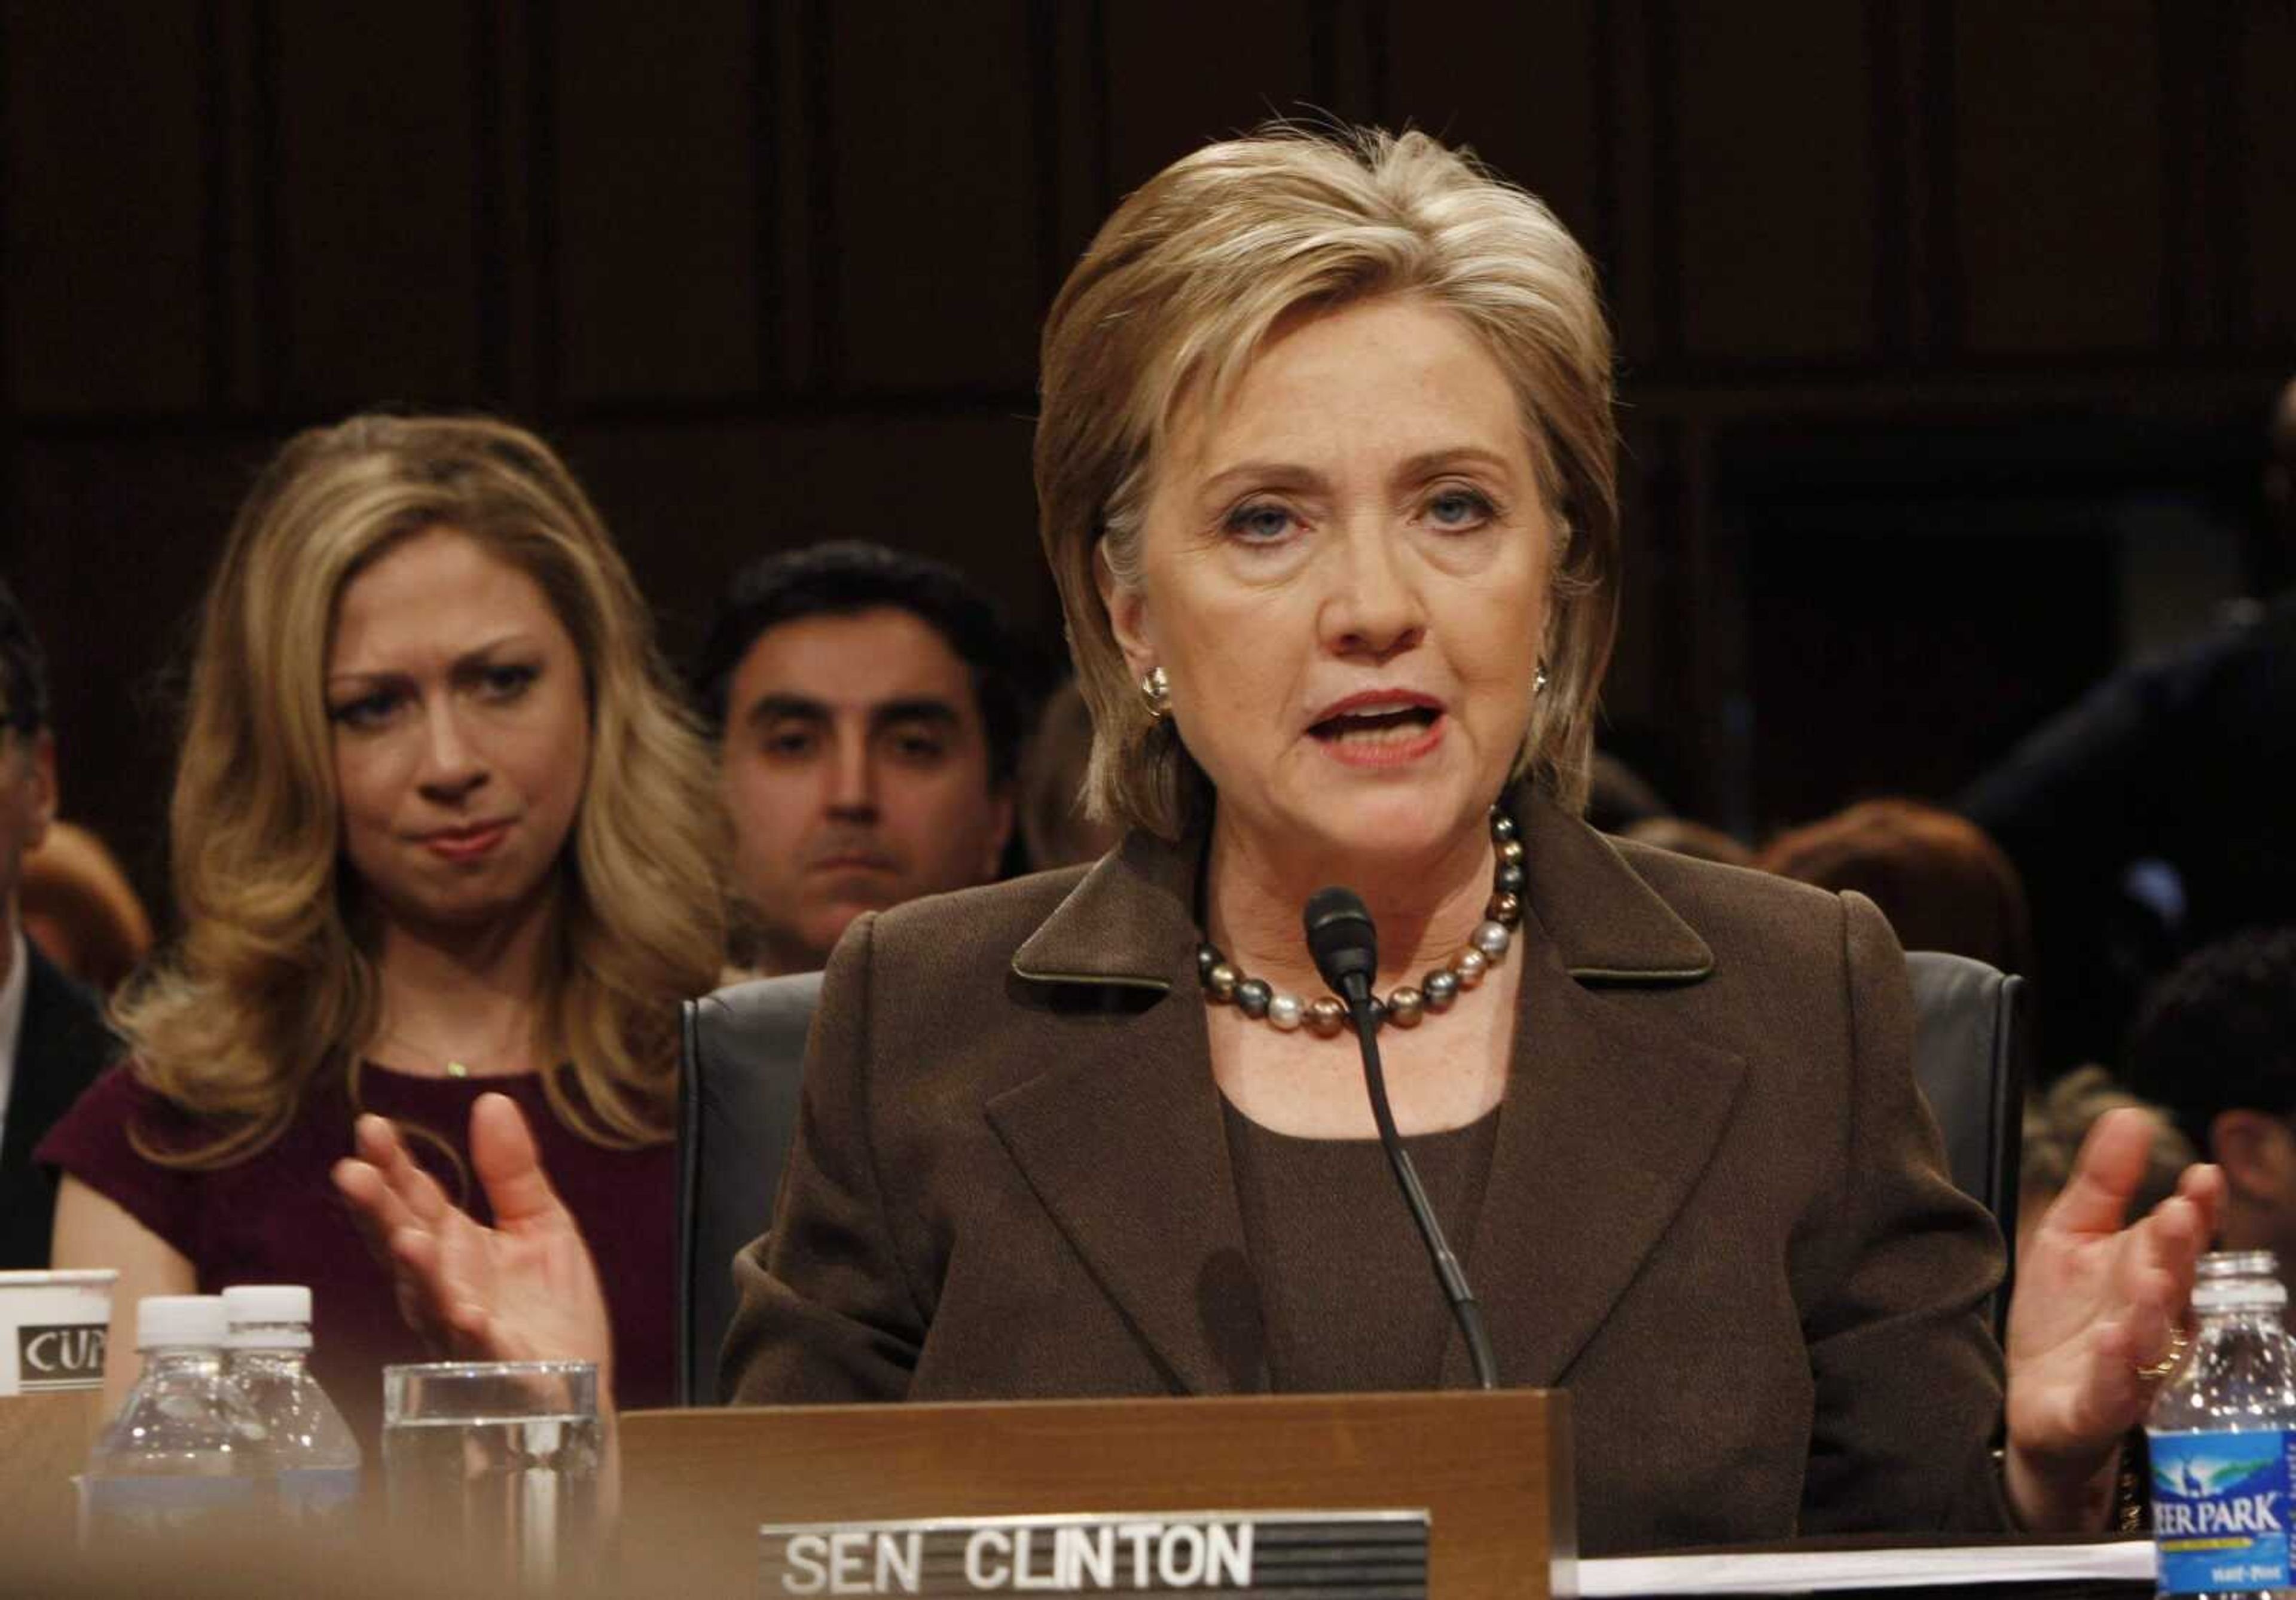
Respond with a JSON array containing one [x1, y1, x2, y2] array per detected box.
[[222, 1284, 361, 1523], [81, 1294, 267, 1540], [2150, 1250, 2296, 1598]]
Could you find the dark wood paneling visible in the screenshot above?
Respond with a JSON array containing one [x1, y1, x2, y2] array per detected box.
[[756, 0, 819, 392], [551, 413, 1053, 663], [1747, 510, 2119, 828], [1040, 0, 1111, 297], [1950, 0, 2163, 355], [209, 0, 263, 411], [552, 0, 761, 402], [1866, 0, 1917, 357], [2151, 1, 2248, 352], [10, 431, 276, 909], [1601, 0, 1663, 365], [272, 0, 482, 408], [6, 2, 2295, 933], [1384, 0, 1601, 249], [1676, 0, 1877, 361], [1321, 0, 1388, 123], [2241, 2, 2296, 346], [1101, 0, 1319, 197], [3, 1, 208, 413], [822, 2, 1041, 393], [471, 1, 542, 408], [1599, 412, 1677, 781]]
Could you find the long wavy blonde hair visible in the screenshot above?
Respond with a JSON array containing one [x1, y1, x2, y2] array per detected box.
[[117, 413, 726, 1166]]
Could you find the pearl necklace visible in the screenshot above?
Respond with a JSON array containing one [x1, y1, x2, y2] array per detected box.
[[1196, 806, 1526, 1037]]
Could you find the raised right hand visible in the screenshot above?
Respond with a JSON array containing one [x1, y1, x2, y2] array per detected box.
[[2003, 1106, 2222, 1530], [332, 1092, 615, 1391]]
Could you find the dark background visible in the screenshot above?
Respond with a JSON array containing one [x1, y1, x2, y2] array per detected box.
[[2, 0, 2291, 918]]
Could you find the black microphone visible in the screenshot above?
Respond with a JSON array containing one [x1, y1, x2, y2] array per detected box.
[[1303, 887, 1500, 1391]]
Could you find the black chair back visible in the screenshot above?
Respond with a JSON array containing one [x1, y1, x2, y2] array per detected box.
[[1905, 950, 2026, 1333], [675, 972, 822, 1406]]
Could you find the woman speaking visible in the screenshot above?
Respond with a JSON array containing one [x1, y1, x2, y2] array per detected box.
[[340, 128, 2217, 1552]]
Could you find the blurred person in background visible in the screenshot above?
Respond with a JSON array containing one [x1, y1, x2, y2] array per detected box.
[[1583, 748, 1668, 835], [2266, 379, 2296, 594], [1758, 799, 2032, 978], [1620, 815, 1756, 869], [39, 415, 726, 1430], [20, 820, 154, 995], [1016, 679, 1123, 871], [691, 541, 1024, 978], [2019, 1066, 2194, 1266], [0, 577, 114, 1269], [2129, 927, 2296, 1294], [1964, 378, 2296, 1071]]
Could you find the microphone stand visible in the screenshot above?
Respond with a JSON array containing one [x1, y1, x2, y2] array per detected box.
[[1335, 972, 1501, 1393]]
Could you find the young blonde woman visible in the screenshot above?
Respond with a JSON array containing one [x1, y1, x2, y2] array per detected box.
[[41, 414, 725, 1431]]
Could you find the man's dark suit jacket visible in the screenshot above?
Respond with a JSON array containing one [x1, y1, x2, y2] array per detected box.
[[725, 792, 2009, 1556], [1, 942, 114, 1267], [1964, 590, 2296, 1070]]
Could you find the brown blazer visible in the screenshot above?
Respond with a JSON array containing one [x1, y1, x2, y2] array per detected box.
[[724, 792, 2011, 1555]]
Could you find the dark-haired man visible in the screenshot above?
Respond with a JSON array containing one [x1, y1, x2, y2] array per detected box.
[[694, 542, 1024, 977], [0, 577, 113, 1267], [2129, 926, 2296, 1290]]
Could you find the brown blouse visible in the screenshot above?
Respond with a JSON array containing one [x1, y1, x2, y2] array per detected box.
[[1221, 1098, 1500, 1393]]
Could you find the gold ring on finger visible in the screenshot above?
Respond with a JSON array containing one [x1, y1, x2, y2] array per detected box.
[[2135, 1321, 2191, 1384]]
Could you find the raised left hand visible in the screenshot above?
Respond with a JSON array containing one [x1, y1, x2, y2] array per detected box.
[[332, 1094, 616, 1391], [2003, 1106, 2224, 1529]]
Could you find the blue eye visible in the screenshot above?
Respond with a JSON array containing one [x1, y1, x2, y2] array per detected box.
[[1427, 487, 1497, 529], [1223, 501, 1297, 543]]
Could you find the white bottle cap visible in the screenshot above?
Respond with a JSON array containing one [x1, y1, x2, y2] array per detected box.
[[222, 1284, 313, 1348], [2194, 1275, 2291, 1312], [2193, 1248, 2289, 1312], [136, 1294, 230, 1352]]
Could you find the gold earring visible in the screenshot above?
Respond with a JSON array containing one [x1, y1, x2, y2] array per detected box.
[[1141, 665, 1171, 719]]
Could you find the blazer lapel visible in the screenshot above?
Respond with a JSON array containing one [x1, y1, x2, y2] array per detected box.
[[988, 792, 1744, 1398], [988, 825, 1268, 1396], [1443, 928, 1747, 1388], [1442, 795, 1747, 1389]]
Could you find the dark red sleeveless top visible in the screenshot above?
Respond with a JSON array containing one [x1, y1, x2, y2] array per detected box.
[[37, 1060, 674, 1443]]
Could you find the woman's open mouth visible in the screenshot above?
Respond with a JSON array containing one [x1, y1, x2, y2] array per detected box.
[[1308, 701, 1446, 766]]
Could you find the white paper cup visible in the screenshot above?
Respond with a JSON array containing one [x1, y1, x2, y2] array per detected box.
[[0, 1269, 115, 1396]]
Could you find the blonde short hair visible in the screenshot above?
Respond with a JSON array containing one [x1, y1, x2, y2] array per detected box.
[[1036, 125, 1620, 838], [117, 413, 728, 1165]]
